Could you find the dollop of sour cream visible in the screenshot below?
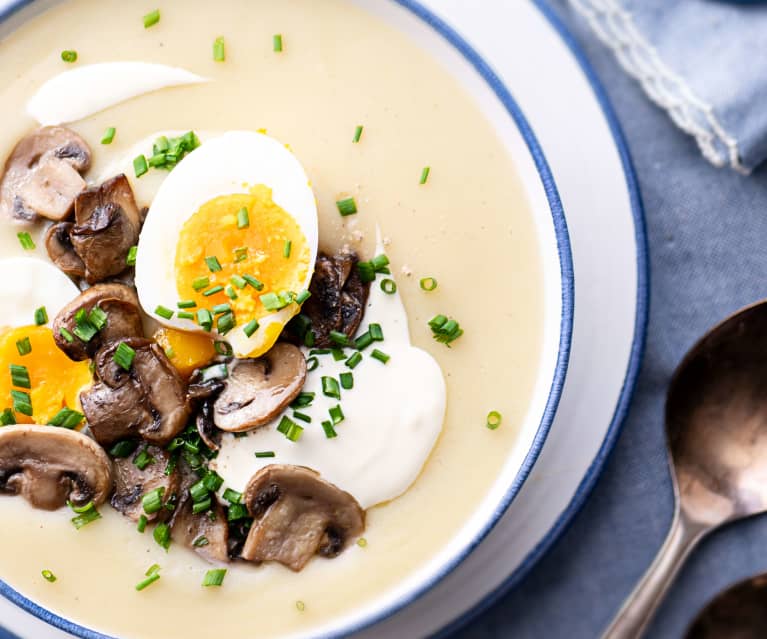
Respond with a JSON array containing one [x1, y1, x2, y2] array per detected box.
[[99, 132, 446, 510], [212, 239, 446, 509], [27, 62, 207, 125]]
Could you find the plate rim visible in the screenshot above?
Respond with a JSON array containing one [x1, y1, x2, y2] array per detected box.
[[431, 0, 650, 635], [0, 1, 575, 638]]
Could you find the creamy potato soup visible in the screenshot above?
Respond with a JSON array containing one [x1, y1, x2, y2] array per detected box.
[[0, 1, 544, 637]]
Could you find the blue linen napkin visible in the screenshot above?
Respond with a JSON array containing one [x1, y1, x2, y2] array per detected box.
[[570, 0, 767, 173]]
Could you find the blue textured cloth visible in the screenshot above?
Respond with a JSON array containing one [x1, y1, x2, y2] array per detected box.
[[4, 2, 767, 639]]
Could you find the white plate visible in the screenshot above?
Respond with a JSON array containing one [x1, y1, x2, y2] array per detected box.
[[0, 0, 646, 637]]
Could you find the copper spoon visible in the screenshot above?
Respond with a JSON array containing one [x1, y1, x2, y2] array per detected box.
[[684, 573, 767, 639], [602, 300, 767, 639]]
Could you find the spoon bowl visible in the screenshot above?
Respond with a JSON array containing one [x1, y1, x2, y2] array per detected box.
[[603, 300, 767, 638]]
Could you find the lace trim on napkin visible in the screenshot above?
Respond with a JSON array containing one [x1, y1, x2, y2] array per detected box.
[[571, 0, 748, 173]]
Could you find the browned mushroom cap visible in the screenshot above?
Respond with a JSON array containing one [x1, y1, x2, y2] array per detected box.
[[45, 222, 86, 279], [80, 338, 190, 446], [111, 445, 179, 522], [70, 174, 141, 284], [169, 459, 228, 564], [52, 283, 144, 361], [187, 378, 225, 451], [240, 465, 365, 571], [0, 425, 112, 510], [0, 126, 91, 222], [300, 251, 369, 348], [213, 343, 307, 432]]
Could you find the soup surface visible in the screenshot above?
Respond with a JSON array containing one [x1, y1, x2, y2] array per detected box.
[[0, 0, 544, 637]]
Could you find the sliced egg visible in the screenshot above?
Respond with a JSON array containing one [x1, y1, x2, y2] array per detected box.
[[135, 131, 318, 358], [0, 257, 92, 424]]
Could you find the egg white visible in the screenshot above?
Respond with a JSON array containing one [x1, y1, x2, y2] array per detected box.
[[135, 131, 318, 357]]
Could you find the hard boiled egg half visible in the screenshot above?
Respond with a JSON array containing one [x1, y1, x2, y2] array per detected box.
[[0, 257, 92, 424], [135, 131, 318, 358]]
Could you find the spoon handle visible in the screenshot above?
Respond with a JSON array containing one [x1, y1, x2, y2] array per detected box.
[[601, 508, 707, 639]]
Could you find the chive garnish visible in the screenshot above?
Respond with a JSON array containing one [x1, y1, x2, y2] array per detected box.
[[126, 245, 138, 266], [177, 299, 196, 309], [17, 232, 35, 250], [200, 363, 228, 381], [15, 337, 31, 357], [236, 207, 249, 229], [371, 349, 390, 364], [192, 498, 212, 514], [225, 285, 238, 300], [0, 408, 15, 425], [203, 568, 227, 587], [59, 327, 74, 343], [243, 275, 264, 291], [291, 392, 315, 408], [213, 36, 226, 62], [369, 323, 383, 341], [155, 305, 174, 320], [10, 364, 30, 389], [205, 256, 222, 272], [345, 352, 362, 369], [306, 356, 319, 371], [260, 292, 284, 311], [71, 503, 101, 529], [429, 314, 463, 346], [135, 573, 160, 591], [283, 240, 292, 258], [419, 277, 437, 291], [336, 197, 357, 216], [420, 166, 431, 184], [100, 127, 116, 144], [212, 303, 231, 315], [357, 538, 368, 548], [11, 389, 32, 416], [34, 306, 48, 326], [353, 125, 364, 143], [203, 285, 224, 297], [255, 451, 276, 458], [331, 348, 346, 361], [380, 278, 397, 294], [340, 372, 353, 389], [153, 522, 171, 550], [321, 376, 341, 400], [296, 289, 311, 305], [133, 154, 148, 178], [216, 312, 235, 335], [223, 488, 242, 504], [134, 449, 155, 471], [329, 404, 344, 425], [192, 276, 210, 291], [61, 50, 77, 63], [48, 407, 84, 429], [214, 340, 233, 357], [234, 247, 248, 263], [41, 569, 56, 583], [230, 274, 247, 289], [486, 410, 502, 430], [321, 420, 337, 439], [193, 535, 209, 547], [273, 34, 283, 52], [113, 342, 136, 370], [190, 479, 208, 503], [137, 514, 148, 533], [292, 411, 311, 423], [143, 9, 160, 28], [243, 319, 259, 338], [354, 331, 374, 351], [142, 487, 165, 514], [109, 439, 137, 458], [276, 416, 303, 442], [329, 330, 351, 347], [178, 311, 195, 320], [88, 306, 108, 330]]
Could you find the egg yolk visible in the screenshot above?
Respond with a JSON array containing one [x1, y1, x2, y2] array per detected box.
[[175, 184, 310, 343], [154, 327, 216, 379], [0, 325, 92, 425]]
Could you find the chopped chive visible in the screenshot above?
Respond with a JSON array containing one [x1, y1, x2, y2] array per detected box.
[[283, 240, 292, 258], [306, 356, 319, 371], [370, 349, 390, 364], [357, 537, 368, 548], [331, 348, 346, 361], [0, 408, 15, 425], [260, 292, 283, 311], [153, 522, 171, 550], [291, 392, 315, 408], [357, 261, 375, 283], [336, 196, 357, 216], [71, 504, 101, 529], [205, 256, 222, 272], [48, 407, 84, 429], [61, 50, 77, 63], [213, 36, 225, 62], [110, 439, 138, 458], [236, 207, 249, 229], [243, 319, 259, 338], [143, 9, 160, 28], [353, 125, 364, 143], [380, 278, 397, 294], [145, 564, 161, 577], [340, 372, 353, 389], [429, 314, 463, 346], [486, 410, 502, 430], [88, 306, 108, 330], [225, 285, 238, 300], [243, 274, 264, 291], [126, 246, 138, 266], [233, 247, 248, 263], [255, 451, 276, 458], [276, 415, 303, 442], [135, 573, 160, 591], [15, 337, 31, 356], [371, 254, 390, 271], [292, 411, 311, 423], [419, 166, 431, 184], [11, 389, 32, 416], [369, 323, 383, 341], [227, 503, 250, 521], [203, 285, 224, 297], [200, 362, 228, 381], [34, 306, 48, 326], [230, 274, 247, 289], [214, 340, 233, 357], [222, 488, 242, 504], [100, 127, 116, 144], [329, 404, 344, 425], [178, 311, 195, 320], [192, 276, 210, 291], [10, 364, 30, 389], [296, 289, 311, 305], [273, 33, 283, 52], [419, 277, 438, 291], [155, 305, 174, 320], [329, 330, 351, 347], [190, 479, 209, 503], [17, 231, 35, 250], [345, 352, 362, 369], [216, 312, 235, 335], [41, 569, 56, 583], [133, 154, 148, 178], [321, 420, 337, 439], [321, 376, 341, 399], [193, 535, 209, 547], [192, 498, 212, 514], [203, 568, 226, 587], [212, 303, 232, 315], [137, 514, 148, 533], [134, 449, 155, 471], [177, 299, 196, 309], [304, 330, 316, 347], [354, 331, 373, 351], [113, 341, 136, 370]]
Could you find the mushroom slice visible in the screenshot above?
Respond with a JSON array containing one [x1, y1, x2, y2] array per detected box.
[[187, 377, 225, 450], [0, 424, 112, 510], [169, 459, 229, 564], [52, 283, 144, 361], [80, 338, 190, 446], [0, 126, 91, 222], [111, 445, 179, 522], [213, 343, 307, 432], [70, 174, 142, 284], [45, 222, 86, 279], [240, 465, 365, 571], [301, 251, 370, 348]]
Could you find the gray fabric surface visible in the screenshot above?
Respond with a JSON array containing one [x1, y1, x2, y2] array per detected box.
[[451, 1, 767, 638]]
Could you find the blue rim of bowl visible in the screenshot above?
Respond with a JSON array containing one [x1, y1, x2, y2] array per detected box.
[[0, 1, 577, 638], [432, 0, 650, 636]]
